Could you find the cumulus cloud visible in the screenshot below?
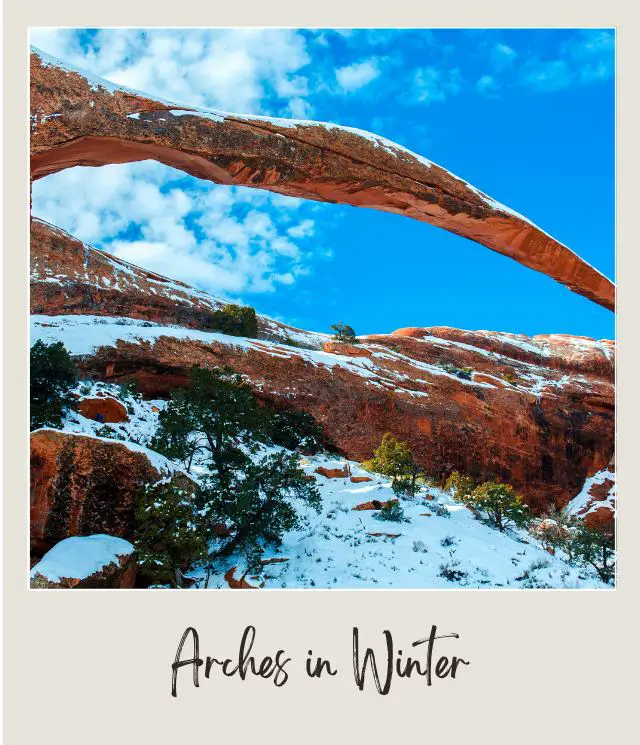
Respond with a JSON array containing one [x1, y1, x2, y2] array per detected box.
[[31, 163, 320, 298], [490, 43, 517, 72], [335, 58, 381, 93], [29, 28, 313, 118]]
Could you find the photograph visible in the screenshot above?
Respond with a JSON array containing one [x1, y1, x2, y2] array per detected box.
[[28, 27, 615, 590]]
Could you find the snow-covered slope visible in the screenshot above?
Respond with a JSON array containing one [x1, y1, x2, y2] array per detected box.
[[49, 380, 610, 589]]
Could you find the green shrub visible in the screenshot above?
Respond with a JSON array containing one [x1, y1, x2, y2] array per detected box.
[[30, 340, 77, 430], [460, 481, 531, 532], [266, 408, 326, 454], [330, 322, 358, 344], [445, 471, 477, 499], [204, 303, 258, 338], [368, 433, 423, 497], [134, 477, 209, 588], [373, 501, 405, 523], [569, 524, 615, 585], [437, 362, 473, 380]]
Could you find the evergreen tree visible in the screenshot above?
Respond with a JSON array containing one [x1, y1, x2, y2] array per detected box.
[[30, 340, 77, 430], [569, 524, 615, 584], [445, 471, 477, 499], [267, 408, 326, 454], [367, 433, 423, 497], [151, 366, 262, 479], [203, 451, 321, 574], [205, 304, 258, 338], [134, 476, 209, 588], [460, 481, 531, 532], [330, 322, 358, 344]]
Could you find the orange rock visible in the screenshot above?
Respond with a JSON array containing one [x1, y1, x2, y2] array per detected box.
[[316, 466, 349, 479], [30, 430, 169, 556], [224, 567, 262, 589], [353, 499, 398, 511], [323, 341, 372, 357], [30, 51, 614, 311], [78, 396, 128, 423], [350, 476, 373, 483]]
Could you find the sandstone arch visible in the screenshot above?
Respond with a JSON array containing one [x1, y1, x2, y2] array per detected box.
[[30, 48, 614, 311]]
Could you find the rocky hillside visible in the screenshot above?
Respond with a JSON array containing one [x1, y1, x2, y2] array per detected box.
[[31, 218, 615, 521]]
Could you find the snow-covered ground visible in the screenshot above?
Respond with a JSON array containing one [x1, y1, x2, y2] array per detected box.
[[47, 380, 610, 590]]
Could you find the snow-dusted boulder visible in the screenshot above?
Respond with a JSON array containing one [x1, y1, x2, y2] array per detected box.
[[30, 535, 136, 588]]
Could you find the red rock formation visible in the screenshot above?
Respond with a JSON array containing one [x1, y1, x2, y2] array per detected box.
[[30, 429, 163, 556], [30, 218, 324, 344], [71, 319, 613, 513], [316, 466, 349, 479], [350, 476, 373, 483], [224, 566, 261, 589], [29, 49, 614, 311], [77, 397, 128, 423]]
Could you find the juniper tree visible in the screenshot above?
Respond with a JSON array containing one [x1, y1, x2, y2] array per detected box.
[[330, 322, 358, 344], [30, 340, 77, 430], [569, 523, 615, 584], [367, 433, 423, 497], [151, 366, 262, 479], [460, 481, 531, 532]]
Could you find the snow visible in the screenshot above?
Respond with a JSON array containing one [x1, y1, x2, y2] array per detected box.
[[567, 469, 616, 518], [31, 535, 134, 582], [187, 452, 609, 590]]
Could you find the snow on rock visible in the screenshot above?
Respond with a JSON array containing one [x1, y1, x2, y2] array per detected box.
[[566, 468, 616, 530], [30, 535, 135, 588]]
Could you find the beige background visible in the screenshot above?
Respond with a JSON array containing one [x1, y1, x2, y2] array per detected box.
[[3, 2, 637, 742]]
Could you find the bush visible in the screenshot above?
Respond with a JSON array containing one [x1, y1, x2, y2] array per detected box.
[[204, 303, 258, 338], [569, 524, 615, 584], [266, 408, 326, 454], [330, 322, 358, 344], [134, 477, 209, 588], [445, 471, 476, 499], [460, 481, 531, 532], [368, 433, 423, 497], [373, 501, 405, 523], [439, 561, 467, 583], [30, 340, 77, 430], [437, 362, 473, 380]]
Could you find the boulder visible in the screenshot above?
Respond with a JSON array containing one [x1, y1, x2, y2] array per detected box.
[[350, 476, 373, 483], [77, 396, 128, 423], [30, 535, 136, 588], [353, 499, 399, 511], [316, 466, 349, 479], [30, 429, 164, 556]]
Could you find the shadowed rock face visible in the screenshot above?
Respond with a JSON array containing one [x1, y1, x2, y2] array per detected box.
[[30, 49, 614, 311]]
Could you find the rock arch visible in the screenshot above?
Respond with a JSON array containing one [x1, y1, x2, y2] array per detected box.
[[30, 48, 614, 311]]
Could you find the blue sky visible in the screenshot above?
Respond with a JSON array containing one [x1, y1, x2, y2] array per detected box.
[[31, 28, 615, 339]]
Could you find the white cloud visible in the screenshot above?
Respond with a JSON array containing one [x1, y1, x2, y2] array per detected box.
[[475, 74, 500, 98], [335, 59, 381, 93], [413, 66, 463, 104], [29, 28, 313, 117], [31, 163, 321, 299]]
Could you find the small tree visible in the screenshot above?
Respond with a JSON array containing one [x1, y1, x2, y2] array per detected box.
[[266, 408, 326, 454], [368, 433, 423, 497], [569, 524, 615, 584], [461, 481, 531, 532], [205, 304, 258, 338], [30, 340, 77, 430], [134, 477, 209, 588], [151, 366, 262, 478], [203, 451, 321, 575], [445, 471, 477, 499], [373, 500, 405, 523], [330, 322, 358, 344]]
